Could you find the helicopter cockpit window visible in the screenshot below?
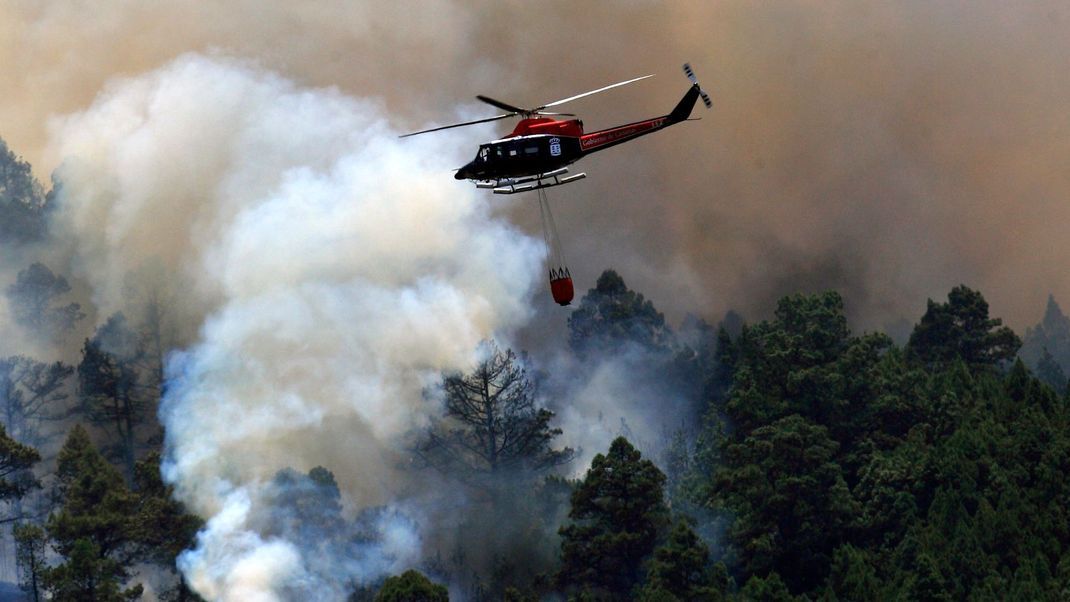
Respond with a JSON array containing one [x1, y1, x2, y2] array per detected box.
[[525, 146, 539, 155]]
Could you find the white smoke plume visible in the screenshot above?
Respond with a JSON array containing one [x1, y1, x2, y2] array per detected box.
[[555, 355, 688, 471], [47, 53, 544, 599]]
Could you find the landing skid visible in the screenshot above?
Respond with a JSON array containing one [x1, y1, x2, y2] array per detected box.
[[475, 168, 587, 195]]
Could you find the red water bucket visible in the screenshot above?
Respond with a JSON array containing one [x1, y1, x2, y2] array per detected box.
[[550, 274, 574, 306]]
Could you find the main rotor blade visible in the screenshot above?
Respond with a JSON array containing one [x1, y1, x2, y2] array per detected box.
[[534, 111, 576, 117], [537, 74, 655, 110], [398, 113, 515, 138], [476, 95, 529, 114]]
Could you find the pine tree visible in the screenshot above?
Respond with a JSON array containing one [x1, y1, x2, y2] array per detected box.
[[0, 356, 73, 449], [419, 343, 574, 483], [567, 270, 671, 358], [44, 538, 142, 602], [44, 425, 142, 600], [559, 437, 669, 599], [738, 572, 793, 602], [713, 415, 855, 593], [1035, 348, 1067, 394], [14, 523, 46, 602], [0, 138, 48, 244], [0, 422, 40, 511], [5, 263, 84, 339], [260, 465, 345, 545], [374, 570, 448, 602], [720, 292, 856, 435], [1021, 295, 1070, 376], [907, 285, 1020, 369], [826, 544, 880, 601], [77, 313, 151, 482], [638, 520, 722, 601], [129, 452, 202, 600]]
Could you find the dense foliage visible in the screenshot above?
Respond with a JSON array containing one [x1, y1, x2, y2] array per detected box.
[[558, 437, 669, 599], [0, 139, 48, 245], [693, 288, 1070, 599], [375, 570, 449, 602], [568, 270, 672, 357]]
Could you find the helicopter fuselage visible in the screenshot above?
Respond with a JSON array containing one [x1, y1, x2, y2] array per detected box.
[[455, 83, 700, 182]]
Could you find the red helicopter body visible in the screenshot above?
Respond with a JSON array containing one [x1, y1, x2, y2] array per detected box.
[[400, 64, 712, 307]]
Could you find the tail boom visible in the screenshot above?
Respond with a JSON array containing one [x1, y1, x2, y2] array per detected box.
[[577, 84, 701, 155]]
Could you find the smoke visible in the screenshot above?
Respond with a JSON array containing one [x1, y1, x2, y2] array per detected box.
[[45, 54, 543, 599], [7, 2, 1070, 333], [6, 2, 1070, 597], [548, 349, 695, 472]]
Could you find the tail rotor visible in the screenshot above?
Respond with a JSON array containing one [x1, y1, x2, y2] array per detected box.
[[683, 63, 713, 109]]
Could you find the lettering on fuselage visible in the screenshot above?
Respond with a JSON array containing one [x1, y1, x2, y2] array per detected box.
[[580, 118, 665, 151]]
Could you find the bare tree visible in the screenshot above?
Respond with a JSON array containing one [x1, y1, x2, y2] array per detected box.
[[418, 344, 574, 484]]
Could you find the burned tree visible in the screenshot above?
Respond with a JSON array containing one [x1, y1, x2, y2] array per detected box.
[[419, 344, 574, 483]]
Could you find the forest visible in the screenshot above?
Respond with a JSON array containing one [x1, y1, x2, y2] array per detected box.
[[3, 133, 1070, 602]]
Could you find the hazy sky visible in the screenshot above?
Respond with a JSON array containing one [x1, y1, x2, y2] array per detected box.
[[4, 0, 1069, 332]]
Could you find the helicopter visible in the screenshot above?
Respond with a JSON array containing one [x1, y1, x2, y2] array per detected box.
[[400, 63, 712, 194]]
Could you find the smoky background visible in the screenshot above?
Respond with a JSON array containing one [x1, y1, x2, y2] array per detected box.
[[2, 1, 1069, 599], [4, 1, 1070, 337]]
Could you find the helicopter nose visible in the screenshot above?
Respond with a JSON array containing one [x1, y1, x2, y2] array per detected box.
[[455, 162, 474, 180]]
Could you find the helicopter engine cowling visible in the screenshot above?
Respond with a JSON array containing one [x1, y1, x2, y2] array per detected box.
[[509, 118, 584, 138]]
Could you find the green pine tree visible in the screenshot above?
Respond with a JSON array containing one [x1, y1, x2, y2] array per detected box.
[[907, 285, 1020, 369], [77, 313, 151, 482], [638, 520, 722, 601], [567, 270, 672, 357], [130, 452, 203, 600], [825, 544, 879, 602], [14, 523, 46, 602], [0, 138, 48, 244], [738, 571, 793, 602], [713, 415, 855, 593], [0, 422, 40, 511], [4, 263, 84, 341], [375, 569, 448, 602], [44, 425, 142, 600], [559, 437, 670, 599], [1035, 348, 1067, 394]]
